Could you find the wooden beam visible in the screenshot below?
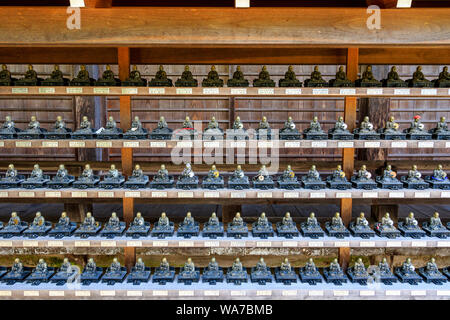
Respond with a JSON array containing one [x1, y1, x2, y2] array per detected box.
[[1, 8, 450, 47], [84, 0, 113, 7], [346, 48, 359, 81], [338, 247, 351, 271]]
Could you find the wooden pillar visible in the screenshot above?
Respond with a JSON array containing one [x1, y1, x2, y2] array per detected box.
[[74, 96, 96, 161], [123, 197, 135, 269], [338, 247, 351, 271], [222, 205, 241, 224], [64, 203, 92, 222]]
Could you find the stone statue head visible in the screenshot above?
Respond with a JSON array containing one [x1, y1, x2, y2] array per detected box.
[[185, 116, 190, 121], [135, 164, 140, 170], [337, 165, 342, 170], [333, 258, 338, 264], [11, 212, 17, 217], [387, 165, 391, 170], [235, 258, 240, 263], [406, 257, 411, 264], [444, 66, 448, 72], [367, 65, 372, 72], [284, 258, 289, 264], [236, 66, 241, 71], [186, 212, 191, 218], [314, 66, 319, 72], [31, 116, 36, 122], [412, 165, 417, 171], [14, 258, 20, 264], [5, 115, 11, 121], [364, 116, 369, 122], [2, 64, 6, 71], [389, 115, 394, 122], [260, 257, 264, 263], [408, 212, 414, 219], [392, 66, 397, 72], [111, 212, 117, 219], [441, 116, 446, 122], [110, 164, 116, 170], [28, 64, 33, 70], [211, 212, 216, 218], [186, 163, 191, 169], [313, 116, 318, 122], [160, 116, 165, 121], [8, 164, 14, 169], [262, 116, 267, 122], [236, 116, 240, 122], [287, 165, 291, 170], [161, 164, 166, 170], [184, 65, 189, 71], [417, 66, 422, 72], [138, 258, 143, 263], [61, 212, 66, 218], [187, 258, 192, 264], [437, 164, 443, 170], [108, 116, 114, 122], [431, 257, 435, 263], [86, 212, 92, 218], [311, 165, 316, 171], [162, 258, 167, 263], [113, 257, 118, 263], [261, 212, 266, 218], [285, 212, 290, 218], [82, 116, 88, 121], [262, 66, 267, 71], [261, 165, 266, 169], [106, 65, 111, 71], [211, 65, 216, 71], [85, 164, 90, 170], [235, 212, 241, 218], [161, 212, 166, 218], [310, 212, 315, 218], [136, 212, 141, 218], [338, 116, 343, 122], [211, 116, 216, 122], [361, 165, 366, 170], [211, 257, 216, 263], [360, 212, 365, 218], [134, 116, 139, 121], [211, 165, 216, 171], [339, 66, 344, 72], [39, 258, 44, 264], [59, 164, 65, 170], [385, 212, 390, 218], [236, 165, 241, 171], [54, 65, 59, 71], [357, 258, 363, 264], [288, 116, 292, 121], [64, 258, 69, 264], [81, 65, 86, 71], [334, 212, 340, 218], [34, 164, 39, 170], [382, 257, 387, 263], [36, 211, 41, 217], [56, 115, 62, 122], [434, 212, 439, 218], [133, 65, 138, 71], [288, 65, 293, 71]]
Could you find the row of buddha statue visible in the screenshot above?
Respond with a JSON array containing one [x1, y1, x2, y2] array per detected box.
[[4, 255, 445, 286], [1, 209, 447, 241], [1, 113, 448, 141], [1, 64, 448, 88]]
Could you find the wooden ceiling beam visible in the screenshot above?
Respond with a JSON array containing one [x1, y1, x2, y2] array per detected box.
[[0, 7, 449, 47]]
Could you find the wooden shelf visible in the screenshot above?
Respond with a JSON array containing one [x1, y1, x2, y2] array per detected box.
[[0, 86, 449, 97]]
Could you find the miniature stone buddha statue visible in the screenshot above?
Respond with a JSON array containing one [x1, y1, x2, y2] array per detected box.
[[425, 258, 439, 275], [304, 116, 324, 134], [231, 212, 244, 227], [135, 258, 145, 272], [406, 165, 422, 182], [401, 258, 415, 274], [8, 212, 20, 226], [305, 165, 320, 182], [0, 64, 13, 85], [175, 65, 198, 87], [255, 212, 269, 230], [407, 115, 426, 134], [29, 164, 43, 181], [155, 164, 169, 181], [331, 165, 346, 181], [254, 165, 270, 182], [130, 164, 144, 181], [205, 165, 220, 181], [156, 116, 168, 129], [304, 258, 317, 275], [202, 65, 223, 87], [11, 258, 23, 274], [105, 164, 119, 180], [79, 164, 94, 182], [85, 258, 97, 273], [353, 258, 366, 276], [3, 164, 18, 181], [258, 116, 270, 129], [49, 65, 63, 80], [305, 66, 327, 87], [227, 66, 249, 87], [356, 165, 371, 181], [431, 116, 448, 137], [435, 66, 450, 87], [207, 116, 219, 130], [232, 165, 245, 180], [357, 65, 381, 87], [383, 66, 406, 87], [358, 116, 375, 133], [330, 66, 353, 87], [182, 116, 193, 129], [106, 116, 117, 130], [159, 258, 170, 273], [157, 212, 170, 228], [96, 64, 120, 86], [106, 212, 120, 230], [19, 64, 39, 85], [429, 212, 443, 229], [253, 65, 275, 87], [306, 212, 318, 228], [132, 212, 145, 228], [329, 258, 342, 275], [149, 65, 172, 87], [124, 65, 147, 86], [433, 164, 447, 181], [409, 66, 432, 87], [330, 212, 344, 230], [77, 65, 90, 80], [79, 116, 92, 131], [98, 116, 122, 137], [27, 116, 40, 131], [355, 212, 369, 229], [279, 65, 302, 87], [34, 259, 48, 274], [382, 165, 397, 181], [55, 164, 68, 181], [2, 116, 15, 131], [281, 165, 296, 181], [207, 212, 219, 226], [57, 212, 70, 228], [231, 258, 243, 273], [182, 258, 195, 274], [333, 116, 348, 132], [232, 116, 244, 130], [280, 258, 291, 273], [207, 257, 219, 272], [384, 116, 400, 134], [280, 116, 298, 137], [42, 64, 68, 85], [180, 162, 195, 180], [52, 116, 66, 132], [181, 212, 195, 227], [404, 212, 419, 228], [280, 212, 294, 229], [109, 258, 121, 273], [82, 212, 96, 230], [60, 258, 72, 273], [127, 116, 144, 133], [378, 258, 391, 274], [71, 65, 94, 86], [256, 116, 271, 139], [30, 211, 45, 228], [255, 257, 268, 273], [381, 212, 395, 230]]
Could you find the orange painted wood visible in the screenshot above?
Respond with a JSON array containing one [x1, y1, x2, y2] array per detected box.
[[340, 198, 353, 226], [124, 247, 136, 271], [85, 0, 113, 7], [1, 8, 450, 47], [346, 48, 359, 81]]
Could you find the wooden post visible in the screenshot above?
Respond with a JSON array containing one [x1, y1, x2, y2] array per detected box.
[[338, 247, 351, 271], [118, 47, 135, 269], [222, 205, 241, 224]]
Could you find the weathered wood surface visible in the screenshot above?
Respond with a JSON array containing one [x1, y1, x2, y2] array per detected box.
[[1, 8, 450, 47]]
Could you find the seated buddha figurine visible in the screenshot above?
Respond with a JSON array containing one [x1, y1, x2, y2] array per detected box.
[[42, 64, 69, 86], [80, 212, 97, 231], [254, 257, 269, 274], [432, 164, 448, 182], [280, 116, 300, 140], [155, 258, 171, 277], [0, 115, 19, 138], [425, 257, 440, 276], [304, 66, 327, 87], [278, 212, 295, 231], [403, 212, 419, 230], [227, 66, 249, 87], [175, 65, 198, 87], [383, 116, 401, 134], [0, 64, 16, 86], [10, 259, 23, 275], [96, 65, 120, 86], [229, 258, 244, 276], [328, 258, 343, 276], [253, 66, 275, 87], [203, 116, 223, 140], [304, 258, 319, 276], [352, 258, 368, 277], [28, 164, 44, 182], [34, 259, 48, 275], [380, 212, 396, 231], [56, 212, 70, 229], [78, 164, 94, 183], [429, 212, 444, 231], [329, 212, 345, 231], [382, 165, 398, 182], [202, 65, 223, 87], [180, 258, 196, 277], [73, 116, 95, 137], [229, 212, 246, 231], [203, 164, 222, 183], [303, 116, 326, 137], [430, 116, 449, 139], [256, 116, 272, 139], [107, 258, 122, 274], [408, 66, 432, 87], [329, 66, 353, 87], [85, 258, 97, 273], [303, 165, 322, 183], [356, 65, 381, 87], [280, 258, 292, 274], [123, 65, 147, 86], [130, 212, 145, 230], [305, 212, 319, 229], [404, 115, 431, 139], [279, 65, 302, 87], [331, 165, 347, 182], [30, 211, 45, 229], [2, 164, 18, 182], [253, 212, 270, 231], [401, 258, 416, 275], [7, 212, 21, 227], [378, 258, 392, 276], [328, 116, 351, 136], [279, 165, 297, 183], [405, 165, 423, 183], [104, 212, 121, 231], [155, 212, 171, 231], [435, 66, 450, 88], [359, 116, 376, 134], [70, 65, 95, 86], [383, 66, 406, 87], [153, 164, 170, 182], [354, 212, 370, 230], [15, 64, 42, 86], [17, 115, 45, 139], [149, 65, 172, 87], [98, 116, 123, 138]]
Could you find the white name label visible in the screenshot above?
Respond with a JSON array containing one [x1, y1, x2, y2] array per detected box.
[[204, 141, 220, 148], [176, 88, 192, 94], [389, 192, 404, 198], [49, 291, 65, 297], [66, 87, 83, 94], [98, 191, 115, 198], [394, 89, 410, 95], [152, 192, 167, 198], [93, 88, 110, 94], [48, 241, 63, 247], [152, 290, 168, 296], [24, 291, 39, 297], [282, 241, 297, 247], [360, 241, 375, 247], [441, 191, 450, 198], [414, 192, 430, 198], [177, 141, 193, 148], [230, 88, 247, 95], [203, 88, 219, 94], [231, 192, 246, 198], [258, 88, 274, 95], [308, 290, 324, 296], [149, 88, 165, 94], [16, 141, 31, 147], [258, 141, 272, 148], [75, 291, 91, 297], [12, 88, 28, 94], [204, 241, 220, 247], [257, 192, 272, 198], [123, 141, 139, 148], [39, 87, 55, 94], [257, 241, 271, 247], [42, 141, 59, 148], [366, 88, 383, 95], [127, 291, 142, 297], [391, 141, 407, 148], [338, 141, 354, 148], [334, 290, 349, 296], [153, 241, 168, 247], [310, 192, 325, 198], [311, 141, 327, 147], [421, 88, 437, 95], [360, 290, 375, 296], [284, 141, 300, 148], [69, 141, 85, 148], [334, 241, 350, 247], [231, 141, 246, 148], [362, 192, 378, 198], [336, 192, 352, 198], [100, 290, 116, 296], [204, 191, 219, 198], [340, 88, 356, 95], [418, 141, 434, 148], [150, 141, 166, 148], [124, 191, 141, 198], [178, 191, 193, 198], [411, 241, 426, 247], [75, 241, 90, 247], [96, 141, 112, 148], [389, 241, 402, 247], [285, 88, 302, 95], [45, 191, 61, 198], [204, 290, 220, 296], [230, 291, 245, 296], [313, 88, 328, 95], [127, 241, 142, 247], [308, 241, 323, 247], [19, 191, 35, 197], [23, 241, 38, 247], [364, 141, 380, 148], [122, 88, 137, 94], [0, 192, 7, 197], [179, 290, 194, 297], [178, 241, 194, 247], [256, 290, 272, 296], [282, 290, 297, 296], [283, 192, 299, 198]]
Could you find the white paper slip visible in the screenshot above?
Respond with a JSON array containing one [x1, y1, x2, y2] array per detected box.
[[394, 89, 410, 95], [48, 241, 63, 247], [414, 192, 430, 198], [446, 142, 450, 148], [230, 291, 245, 296], [388, 241, 402, 247], [49, 291, 65, 297], [310, 192, 325, 198], [411, 290, 426, 296], [231, 141, 246, 148], [441, 191, 450, 198], [66, 87, 83, 94], [258, 141, 272, 148], [75, 291, 91, 297], [98, 191, 115, 198], [334, 241, 350, 247], [418, 141, 434, 148], [100, 291, 116, 296], [101, 241, 116, 247], [93, 88, 110, 94], [153, 290, 168, 296], [152, 241, 168, 247], [179, 241, 194, 247], [69, 141, 85, 148], [179, 290, 194, 296], [284, 141, 300, 148], [333, 290, 349, 296], [12, 87, 28, 94], [313, 88, 328, 95], [0, 241, 12, 247], [360, 290, 375, 297], [336, 192, 351, 198], [311, 141, 327, 147], [176, 88, 192, 94], [285, 88, 302, 95], [42, 141, 58, 148], [23, 241, 38, 247], [308, 290, 324, 296], [421, 88, 437, 95], [366, 88, 383, 95], [204, 241, 219, 247], [338, 141, 354, 148], [257, 192, 272, 198], [16, 141, 31, 147], [340, 88, 356, 95], [0, 291, 11, 297], [230, 241, 243, 247], [364, 141, 380, 148], [204, 191, 219, 198], [150, 141, 166, 148], [204, 290, 220, 296], [24, 291, 39, 297], [282, 290, 297, 296], [96, 141, 112, 148], [0, 141, 3, 147], [203, 88, 219, 94], [411, 241, 427, 247], [177, 141, 193, 148], [45, 191, 61, 198], [362, 192, 378, 198], [257, 290, 272, 296], [231, 192, 246, 198], [0, 192, 7, 197], [178, 191, 193, 198], [230, 88, 247, 95], [257, 241, 271, 247], [127, 291, 142, 297], [360, 241, 375, 247], [391, 141, 407, 148], [149, 88, 165, 94], [125, 191, 141, 198], [70, 191, 87, 198], [123, 141, 139, 148], [19, 191, 35, 197], [204, 141, 220, 148], [437, 290, 450, 296], [385, 290, 401, 296], [122, 88, 138, 94], [283, 192, 299, 198], [75, 241, 90, 247], [389, 192, 404, 198], [152, 191, 167, 198], [437, 241, 449, 247], [308, 241, 324, 247], [258, 88, 274, 95], [127, 241, 142, 247], [282, 241, 297, 247]]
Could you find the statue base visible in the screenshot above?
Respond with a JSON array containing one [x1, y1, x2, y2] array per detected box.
[[279, 79, 302, 87], [150, 223, 174, 239], [122, 79, 147, 87], [16, 128, 48, 140], [0, 128, 21, 139], [0, 223, 28, 238], [127, 268, 151, 285], [279, 128, 301, 140], [418, 268, 447, 285], [177, 269, 201, 285], [432, 131, 450, 140], [96, 129, 123, 140], [48, 223, 77, 239], [177, 223, 200, 239], [397, 222, 426, 239], [351, 177, 377, 190], [226, 268, 248, 285], [374, 223, 401, 238], [378, 272, 398, 285], [126, 223, 151, 239], [149, 127, 173, 140], [407, 80, 433, 88], [71, 129, 96, 139], [123, 129, 148, 140], [394, 268, 423, 285], [404, 130, 432, 140], [228, 177, 250, 190], [375, 177, 403, 190], [26, 268, 56, 285], [44, 129, 72, 139], [435, 80, 450, 88], [174, 128, 197, 140], [323, 268, 348, 285], [101, 268, 128, 285], [300, 224, 324, 239], [250, 268, 273, 285], [22, 176, 51, 189], [422, 222, 449, 238], [14, 78, 43, 86], [51, 269, 78, 285], [298, 269, 323, 285], [326, 179, 352, 190], [276, 222, 299, 239], [0, 176, 25, 189], [304, 80, 328, 87], [74, 225, 102, 238], [70, 78, 95, 86], [252, 179, 275, 190], [175, 79, 198, 87], [176, 177, 199, 190], [277, 179, 301, 190], [149, 177, 175, 189], [329, 79, 354, 87], [152, 267, 176, 285], [203, 128, 224, 141], [301, 179, 326, 190], [100, 222, 127, 239], [72, 176, 100, 189], [253, 80, 275, 87], [202, 178, 225, 190], [41, 78, 69, 86], [355, 80, 382, 87], [347, 268, 369, 285], [303, 132, 328, 140], [23, 223, 52, 238], [95, 78, 121, 86], [328, 131, 354, 140], [274, 268, 298, 285], [383, 79, 407, 87], [124, 176, 150, 189], [379, 130, 406, 140], [202, 223, 225, 239], [47, 176, 75, 189], [227, 79, 249, 87], [99, 177, 125, 189], [0, 79, 16, 86], [202, 268, 224, 285], [424, 176, 450, 190], [443, 267, 450, 280], [256, 129, 272, 140], [1, 268, 31, 285], [227, 129, 248, 140], [325, 223, 350, 239], [251, 224, 274, 239], [202, 79, 223, 87], [226, 224, 248, 239], [148, 79, 171, 87], [349, 223, 376, 239], [400, 176, 429, 190], [80, 268, 103, 285], [354, 131, 380, 140]]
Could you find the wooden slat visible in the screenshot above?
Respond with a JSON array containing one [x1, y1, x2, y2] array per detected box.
[[1, 8, 450, 47]]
